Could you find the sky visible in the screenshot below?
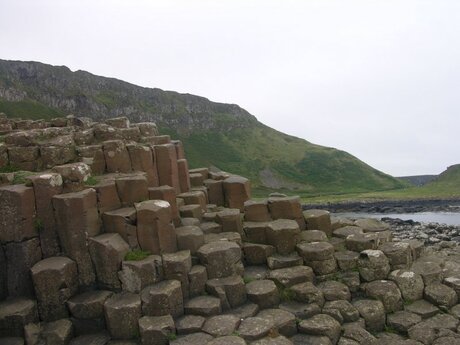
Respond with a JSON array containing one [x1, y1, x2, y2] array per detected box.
[[1, 0, 459, 176]]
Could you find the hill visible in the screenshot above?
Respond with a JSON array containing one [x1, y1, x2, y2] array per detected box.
[[0, 59, 407, 195], [398, 175, 437, 186]]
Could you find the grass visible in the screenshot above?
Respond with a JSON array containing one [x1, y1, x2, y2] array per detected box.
[[34, 218, 44, 232], [124, 249, 151, 261], [0, 99, 64, 120], [84, 176, 99, 186], [166, 333, 177, 341], [12, 171, 34, 185], [243, 276, 255, 284], [0, 164, 20, 173], [163, 124, 407, 196]]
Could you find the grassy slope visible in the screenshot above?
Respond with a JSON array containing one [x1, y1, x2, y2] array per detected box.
[[0, 59, 408, 195], [0, 100, 64, 120], [162, 124, 407, 196], [304, 164, 460, 203]]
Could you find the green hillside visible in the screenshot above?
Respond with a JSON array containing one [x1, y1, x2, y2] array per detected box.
[[303, 164, 460, 202], [0, 59, 407, 196]]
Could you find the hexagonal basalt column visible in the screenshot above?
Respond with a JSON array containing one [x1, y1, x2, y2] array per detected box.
[[31, 256, 78, 321]]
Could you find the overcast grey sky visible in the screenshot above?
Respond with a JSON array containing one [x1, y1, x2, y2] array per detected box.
[[1, 0, 459, 176]]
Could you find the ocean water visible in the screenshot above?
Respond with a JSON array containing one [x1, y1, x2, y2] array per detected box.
[[334, 212, 460, 226]]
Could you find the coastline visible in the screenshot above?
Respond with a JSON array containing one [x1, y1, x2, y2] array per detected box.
[[304, 198, 460, 214]]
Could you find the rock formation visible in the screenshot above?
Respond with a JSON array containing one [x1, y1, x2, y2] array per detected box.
[[0, 113, 460, 345]]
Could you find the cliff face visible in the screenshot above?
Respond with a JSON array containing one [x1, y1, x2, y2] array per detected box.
[[0, 60, 256, 133], [0, 59, 406, 194]]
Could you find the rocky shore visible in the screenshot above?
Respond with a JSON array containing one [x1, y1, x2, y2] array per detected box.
[[333, 215, 460, 246], [306, 199, 460, 214]]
